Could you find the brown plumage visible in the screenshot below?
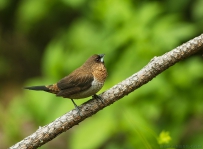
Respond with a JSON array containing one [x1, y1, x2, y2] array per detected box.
[[24, 54, 107, 112]]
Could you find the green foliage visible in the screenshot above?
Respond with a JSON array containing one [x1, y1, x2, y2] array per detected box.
[[158, 131, 171, 144], [0, 0, 8, 10], [1, 0, 203, 148]]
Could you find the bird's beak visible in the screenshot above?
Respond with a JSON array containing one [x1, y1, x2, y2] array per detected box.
[[99, 54, 105, 63]]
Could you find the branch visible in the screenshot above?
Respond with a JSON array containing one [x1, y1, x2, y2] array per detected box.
[[10, 34, 203, 149]]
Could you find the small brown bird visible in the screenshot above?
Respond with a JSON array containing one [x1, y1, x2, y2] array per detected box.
[[25, 54, 107, 112]]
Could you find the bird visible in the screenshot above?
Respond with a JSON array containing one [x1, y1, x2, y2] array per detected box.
[[24, 54, 107, 113]]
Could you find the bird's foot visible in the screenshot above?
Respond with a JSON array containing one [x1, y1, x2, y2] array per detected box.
[[71, 99, 81, 116], [75, 106, 81, 115], [93, 94, 104, 104]]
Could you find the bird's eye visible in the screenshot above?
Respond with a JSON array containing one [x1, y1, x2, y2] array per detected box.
[[96, 58, 100, 62]]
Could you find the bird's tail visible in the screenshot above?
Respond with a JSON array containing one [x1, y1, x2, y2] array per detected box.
[[24, 84, 59, 94], [24, 85, 50, 92]]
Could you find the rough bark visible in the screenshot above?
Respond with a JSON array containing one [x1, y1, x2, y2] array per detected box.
[[10, 34, 203, 149]]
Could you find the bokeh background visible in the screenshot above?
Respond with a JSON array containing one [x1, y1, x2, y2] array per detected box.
[[1, 0, 203, 148]]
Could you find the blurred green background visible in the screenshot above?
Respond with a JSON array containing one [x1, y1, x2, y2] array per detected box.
[[0, 0, 203, 148]]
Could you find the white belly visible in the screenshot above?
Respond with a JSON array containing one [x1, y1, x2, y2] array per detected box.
[[69, 78, 104, 99]]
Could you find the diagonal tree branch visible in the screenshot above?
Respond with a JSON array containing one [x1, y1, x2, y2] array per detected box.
[[10, 34, 203, 149]]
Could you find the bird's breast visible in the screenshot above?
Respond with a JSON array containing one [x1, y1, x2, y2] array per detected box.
[[69, 78, 104, 99], [92, 63, 107, 83]]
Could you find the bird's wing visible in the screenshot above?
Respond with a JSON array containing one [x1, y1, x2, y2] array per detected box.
[[56, 72, 94, 97]]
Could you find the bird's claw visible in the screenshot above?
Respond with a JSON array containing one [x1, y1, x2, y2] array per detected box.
[[75, 106, 81, 116], [71, 99, 81, 116], [93, 94, 104, 104]]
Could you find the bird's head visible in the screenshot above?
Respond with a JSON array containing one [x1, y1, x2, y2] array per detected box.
[[85, 54, 105, 64], [94, 54, 105, 63], [82, 54, 106, 70]]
